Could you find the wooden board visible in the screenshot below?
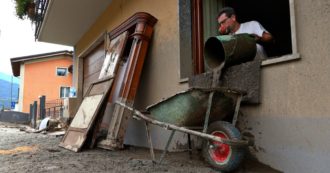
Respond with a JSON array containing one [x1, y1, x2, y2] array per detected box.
[[83, 42, 105, 96], [59, 78, 113, 152], [99, 31, 128, 79]]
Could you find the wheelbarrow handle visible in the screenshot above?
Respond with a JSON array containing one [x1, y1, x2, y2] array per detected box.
[[191, 87, 247, 95], [116, 101, 249, 147]]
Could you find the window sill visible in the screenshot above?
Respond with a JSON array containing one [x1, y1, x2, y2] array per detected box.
[[179, 78, 189, 83], [179, 54, 301, 83], [261, 53, 301, 67]]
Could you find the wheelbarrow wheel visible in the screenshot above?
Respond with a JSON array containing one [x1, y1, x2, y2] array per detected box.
[[202, 121, 244, 172]]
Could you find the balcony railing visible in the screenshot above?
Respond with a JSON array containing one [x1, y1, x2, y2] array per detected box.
[[34, 0, 49, 40]]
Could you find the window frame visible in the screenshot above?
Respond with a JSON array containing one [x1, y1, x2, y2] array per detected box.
[[59, 86, 71, 98], [178, 0, 204, 81], [179, 0, 300, 79], [56, 67, 68, 76], [261, 0, 300, 66]]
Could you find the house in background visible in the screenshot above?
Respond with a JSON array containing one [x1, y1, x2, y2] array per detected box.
[[31, 0, 330, 172], [0, 72, 20, 110], [11, 50, 73, 113]]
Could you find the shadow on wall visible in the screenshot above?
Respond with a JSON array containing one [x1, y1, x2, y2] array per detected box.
[[0, 111, 30, 124]]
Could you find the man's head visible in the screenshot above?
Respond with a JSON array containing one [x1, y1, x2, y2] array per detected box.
[[217, 7, 238, 35]]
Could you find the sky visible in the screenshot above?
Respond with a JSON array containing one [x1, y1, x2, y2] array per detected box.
[[0, 0, 72, 75]]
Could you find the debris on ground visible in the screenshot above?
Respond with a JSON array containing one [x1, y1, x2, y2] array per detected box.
[[0, 122, 281, 173], [17, 117, 67, 136]]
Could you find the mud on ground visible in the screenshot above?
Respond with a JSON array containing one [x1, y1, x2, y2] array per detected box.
[[0, 122, 281, 173]]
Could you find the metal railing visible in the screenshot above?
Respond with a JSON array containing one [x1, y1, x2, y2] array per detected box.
[[45, 99, 63, 119], [34, 0, 49, 40], [30, 97, 63, 128]]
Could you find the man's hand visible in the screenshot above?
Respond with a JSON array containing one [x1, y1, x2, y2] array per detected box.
[[250, 32, 273, 44]]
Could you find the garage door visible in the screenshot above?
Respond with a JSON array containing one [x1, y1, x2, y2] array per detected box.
[[83, 42, 105, 96]]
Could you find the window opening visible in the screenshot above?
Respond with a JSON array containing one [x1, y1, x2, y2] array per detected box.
[[60, 86, 70, 98], [180, 0, 298, 80], [224, 0, 293, 58], [57, 67, 68, 76]]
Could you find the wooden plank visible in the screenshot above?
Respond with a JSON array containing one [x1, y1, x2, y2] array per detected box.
[[83, 72, 101, 96], [83, 43, 105, 68], [99, 31, 128, 79], [59, 78, 113, 152], [83, 58, 104, 78], [69, 95, 104, 129], [83, 42, 105, 95]]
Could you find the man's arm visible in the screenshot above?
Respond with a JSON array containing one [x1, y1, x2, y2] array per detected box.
[[260, 32, 273, 42], [252, 32, 273, 44]]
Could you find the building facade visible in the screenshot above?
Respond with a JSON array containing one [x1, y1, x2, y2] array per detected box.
[[33, 0, 330, 172], [11, 51, 73, 113]]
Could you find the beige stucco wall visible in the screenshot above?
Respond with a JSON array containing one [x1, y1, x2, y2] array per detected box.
[[240, 0, 330, 172], [76, 0, 187, 104], [75, 0, 189, 150]]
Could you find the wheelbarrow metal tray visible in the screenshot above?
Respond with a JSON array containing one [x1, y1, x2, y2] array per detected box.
[[146, 88, 240, 127]]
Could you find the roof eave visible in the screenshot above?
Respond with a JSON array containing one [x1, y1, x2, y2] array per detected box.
[[10, 50, 73, 77]]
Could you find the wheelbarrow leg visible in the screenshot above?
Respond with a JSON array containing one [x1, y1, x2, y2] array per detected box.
[[232, 94, 243, 126], [203, 92, 215, 133], [159, 130, 176, 164], [187, 134, 192, 159], [145, 122, 156, 163]]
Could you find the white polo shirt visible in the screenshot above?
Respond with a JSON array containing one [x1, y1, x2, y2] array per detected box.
[[235, 21, 269, 58]]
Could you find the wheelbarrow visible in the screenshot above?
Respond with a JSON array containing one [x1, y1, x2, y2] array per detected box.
[[116, 87, 249, 172]]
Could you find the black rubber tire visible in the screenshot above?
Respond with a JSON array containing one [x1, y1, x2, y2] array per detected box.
[[202, 121, 244, 172]]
